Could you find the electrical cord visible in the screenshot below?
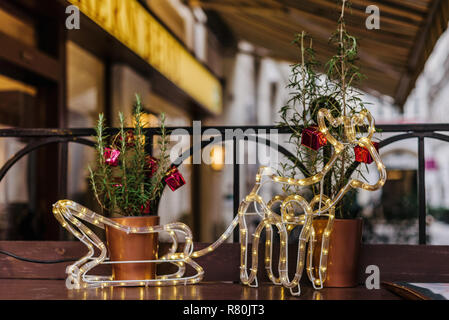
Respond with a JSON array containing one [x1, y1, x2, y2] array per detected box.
[[0, 249, 77, 264]]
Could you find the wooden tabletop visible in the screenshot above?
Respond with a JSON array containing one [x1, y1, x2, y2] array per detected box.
[[1, 241, 448, 301], [0, 279, 400, 300]]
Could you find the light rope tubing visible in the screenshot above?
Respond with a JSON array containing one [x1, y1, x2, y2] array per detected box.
[[53, 200, 204, 289], [52, 108, 386, 296]]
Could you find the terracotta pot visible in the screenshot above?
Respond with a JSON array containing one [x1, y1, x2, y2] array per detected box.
[[105, 215, 159, 281], [309, 218, 363, 287]]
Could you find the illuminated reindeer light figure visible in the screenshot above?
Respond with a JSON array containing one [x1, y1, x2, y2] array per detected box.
[[191, 107, 386, 296]]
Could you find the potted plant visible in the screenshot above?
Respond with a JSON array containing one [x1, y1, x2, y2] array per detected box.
[[88, 95, 185, 281], [278, 0, 376, 287]]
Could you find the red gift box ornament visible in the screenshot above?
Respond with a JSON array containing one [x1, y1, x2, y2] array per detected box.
[[301, 126, 327, 151], [124, 130, 135, 147], [104, 148, 120, 166], [145, 156, 158, 177], [141, 201, 151, 214], [115, 130, 135, 148], [354, 142, 379, 164], [164, 167, 186, 191]]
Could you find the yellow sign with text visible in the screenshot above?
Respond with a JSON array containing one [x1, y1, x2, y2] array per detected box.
[[68, 0, 222, 114]]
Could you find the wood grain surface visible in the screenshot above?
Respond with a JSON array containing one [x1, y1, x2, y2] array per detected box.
[[1, 241, 448, 283], [0, 279, 400, 300]]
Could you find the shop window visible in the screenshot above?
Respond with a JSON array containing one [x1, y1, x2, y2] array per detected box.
[[0, 74, 39, 239], [66, 40, 105, 211], [67, 41, 105, 120], [0, 75, 37, 127]]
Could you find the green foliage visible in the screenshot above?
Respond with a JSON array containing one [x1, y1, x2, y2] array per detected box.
[[88, 94, 170, 217], [147, 112, 171, 213], [277, 0, 373, 219]]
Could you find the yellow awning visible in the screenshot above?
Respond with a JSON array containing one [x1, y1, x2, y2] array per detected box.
[[69, 0, 223, 115]]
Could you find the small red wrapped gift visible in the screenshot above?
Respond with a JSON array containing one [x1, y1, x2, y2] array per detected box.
[[301, 126, 327, 151], [114, 130, 136, 148], [164, 166, 186, 191], [354, 142, 379, 164], [145, 156, 158, 177], [123, 130, 136, 147], [141, 201, 151, 214], [104, 148, 120, 166]]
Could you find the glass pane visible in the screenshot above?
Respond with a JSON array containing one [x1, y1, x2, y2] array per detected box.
[[0, 75, 38, 239], [66, 40, 105, 239], [426, 138, 449, 245], [0, 137, 29, 239], [360, 136, 419, 244], [0, 74, 37, 127], [361, 169, 419, 244]]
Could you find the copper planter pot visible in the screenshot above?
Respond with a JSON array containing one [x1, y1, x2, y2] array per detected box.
[[309, 218, 363, 287], [105, 215, 159, 282]]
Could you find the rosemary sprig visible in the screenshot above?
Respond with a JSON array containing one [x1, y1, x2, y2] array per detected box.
[[89, 94, 172, 217]]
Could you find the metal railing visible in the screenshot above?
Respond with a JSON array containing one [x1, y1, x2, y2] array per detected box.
[[1, 123, 449, 244]]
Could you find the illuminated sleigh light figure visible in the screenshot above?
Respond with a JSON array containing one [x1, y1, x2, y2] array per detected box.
[[53, 108, 385, 295], [52, 200, 204, 289]]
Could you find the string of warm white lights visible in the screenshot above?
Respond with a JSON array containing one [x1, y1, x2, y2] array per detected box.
[[52, 200, 203, 289], [53, 108, 386, 296]]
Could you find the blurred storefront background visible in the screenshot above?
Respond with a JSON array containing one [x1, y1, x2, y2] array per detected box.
[[0, 0, 448, 245]]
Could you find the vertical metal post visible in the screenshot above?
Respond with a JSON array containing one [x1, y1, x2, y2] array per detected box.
[[192, 125, 202, 241], [57, 142, 68, 199], [417, 136, 426, 245], [57, 141, 68, 239], [145, 132, 153, 157], [233, 136, 240, 243]]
